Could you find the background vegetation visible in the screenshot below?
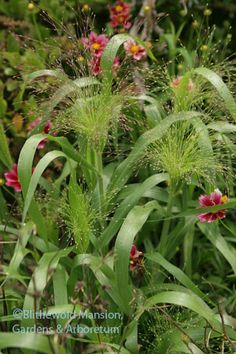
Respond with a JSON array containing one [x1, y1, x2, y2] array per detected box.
[[1, 0, 236, 353]]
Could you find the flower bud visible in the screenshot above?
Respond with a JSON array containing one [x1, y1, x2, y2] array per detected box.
[[179, 9, 187, 17], [200, 45, 208, 52], [143, 5, 150, 13], [177, 63, 183, 71], [82, 4, 90, 12], [192, 20, 199, 28], [28, 2, 34, 11], [204, 8, 212, 16]]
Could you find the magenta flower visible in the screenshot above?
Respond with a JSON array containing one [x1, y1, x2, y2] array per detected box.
[[109, 1, 131, 30], [113, 56, 120, 69], [197, 189, 229, 223], [90, 56, 102, 76], [4, 164, 21, 192], [90, 55, 120, 76], [82, 32, 108, 58], [28, 118, 53, 149], [129, 244, 143, 272], [124, 40, 146, 61]]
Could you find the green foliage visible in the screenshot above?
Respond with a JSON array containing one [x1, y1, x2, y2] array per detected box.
[[1, 1, 236, 353]]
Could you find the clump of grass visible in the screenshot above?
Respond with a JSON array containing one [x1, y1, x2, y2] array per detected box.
[[61, 180, 95, 253], [58, 87, 124, 148], [139, 306, 197, 353], [147, 122, 223, 189]]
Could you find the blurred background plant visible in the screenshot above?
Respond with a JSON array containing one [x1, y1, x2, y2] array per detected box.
[[1, 1, 236, 353]]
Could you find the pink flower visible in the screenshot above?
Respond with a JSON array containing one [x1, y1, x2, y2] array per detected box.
[[82, 32, 108, 58], [90, 56, 102, 76], [113, 56, 120, 69], [170, 76, 183, 88], [4, 164, 21, 192], [124, 40, 146, 61], [130, 244, 143, 272], [170, 76, 194, 91], [28, 118, 53, 149], [90, 55, 120, 76], [197, 189, 229, 223], [109, 1, 131, 30]]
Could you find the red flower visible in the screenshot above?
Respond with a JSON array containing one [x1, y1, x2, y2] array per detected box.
[[129, 244, 143, 272], [4, 164, 21, 192], [124, 40, 146, 61], [197, 189, 229, 223], [82, 32, 108, 58], [28, 118, 53, 149], [109, 1, 131, 30]]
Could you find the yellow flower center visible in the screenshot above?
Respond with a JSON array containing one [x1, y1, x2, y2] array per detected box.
[[92, 42, 101, 50], [115, 5, 123, 12], [221, 195, 228, 204], [130, 44, 140, 54]]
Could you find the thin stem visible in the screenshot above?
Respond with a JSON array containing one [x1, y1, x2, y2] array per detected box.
[[158, 188, 174, 254], [93, 147, 105, 228], [32, 13, 42, 43]]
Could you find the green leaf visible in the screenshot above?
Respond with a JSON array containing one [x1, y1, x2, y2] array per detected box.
[[137, 291, 236, 340], [101, 33, 131, 92], [25, 69, 67, 82], [0, 333, 64, 353], [198, 222, 236, 275], [22, 248, 72, 327], [146, 252, 212, 303], [18, 134, 48, 240], [98, 173, 168, 249], [173, 199, 236, 219], [47, 135, 99, 176], [7, 222, 34, 277], [207, 121, 236, 133], [53, 266, 68, 326], [22, 150, 68, 222], [0, 123, 12, 168], [73, 254, 123, 309], [114, 201, 159, 314]]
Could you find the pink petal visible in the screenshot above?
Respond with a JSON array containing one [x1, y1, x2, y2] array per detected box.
[[37, 139, 47, 149], [130, 244, 137, 257], [210, 189, 222, 205], [81, 37, 89, 48], [44, 121, 52, 134], [89, 32, 97, 42], [198, 194, 213, 207], [197, 213, 211, 222]]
